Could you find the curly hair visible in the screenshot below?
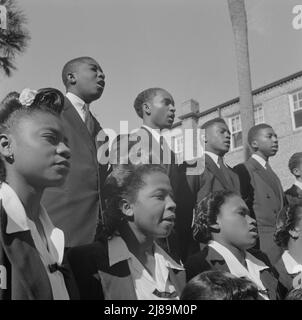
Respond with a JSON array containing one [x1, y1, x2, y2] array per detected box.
[[98, 164, 168, 239], [192, 190, 236, 244], [180, 271, 259, 300], [274, 205, 302, 249], [0, 88, 64, 181]]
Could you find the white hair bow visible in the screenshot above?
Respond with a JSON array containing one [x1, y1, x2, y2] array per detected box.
[[19, 88, 38, 107]]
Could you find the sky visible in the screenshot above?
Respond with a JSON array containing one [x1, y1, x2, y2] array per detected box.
[[0, 0, 301, 133]]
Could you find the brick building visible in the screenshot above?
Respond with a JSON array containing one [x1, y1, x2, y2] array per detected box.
[[169, 70, 302, 190]]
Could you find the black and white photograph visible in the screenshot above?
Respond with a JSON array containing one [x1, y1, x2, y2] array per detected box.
[[0, 0, 302, 305]]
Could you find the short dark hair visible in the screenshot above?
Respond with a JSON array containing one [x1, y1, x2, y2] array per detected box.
[[274, 205, 302, 248], [62, 56, 95, 87], [97, 164, 168, 239], [180, 271, 259, 300], [247, 123, 272, 147], [201, 117, 227, 130], [192, 190, 237, 243], [133, 88, 170, 119], [288, 152, 302, 175]]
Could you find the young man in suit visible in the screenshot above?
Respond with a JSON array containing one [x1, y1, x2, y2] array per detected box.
[[285, 152, 302, 206], [234, 124, 286, 264], [181, 118, 240, 258], [109, 88, 184, 259], [42, 56, 110, 247], [185, 118, 241, 205]]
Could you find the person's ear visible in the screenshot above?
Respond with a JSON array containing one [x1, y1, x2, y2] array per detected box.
[[119, 199, 134, 220], [209, 222, 220, 233], [251, 139, 258, 150], [293, 167, 301, 177], [143, 102, 152, 116], [0, 134, 14, 162], [67, 72, 76, 85], [289, 228, 300, 240]]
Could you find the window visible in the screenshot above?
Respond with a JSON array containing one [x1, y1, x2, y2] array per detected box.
[[228, 106, 265, 150], [230, 114, 243, 150], [290, 90, 302, 130], [254, 105, 264, 125]]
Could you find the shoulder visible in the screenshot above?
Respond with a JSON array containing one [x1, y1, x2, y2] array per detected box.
[[185, 246, 211, 281], [67, 241, 108, 270]]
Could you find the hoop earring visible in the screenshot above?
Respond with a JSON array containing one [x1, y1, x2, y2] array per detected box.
[[6, 154, 14, 164]]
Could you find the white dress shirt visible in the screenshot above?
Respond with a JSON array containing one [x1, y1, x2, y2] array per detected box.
[[205, 151, 228, 168], [108, 236, 184, 300], [209, 240, 270, 300], [66, 92, 89, 122], [251, 154, 267, 169], [294, 179, 302, 191], [0, 182, 69, 300]]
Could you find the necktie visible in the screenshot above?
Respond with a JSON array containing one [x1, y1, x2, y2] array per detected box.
[[217, 156, 233, 190], [265, 162, 281, 201], [83, 104, 94, 136]]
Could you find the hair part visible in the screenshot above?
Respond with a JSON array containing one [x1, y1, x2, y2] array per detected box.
[[192, 190, 237, 243], [247, 123, 272, 148]]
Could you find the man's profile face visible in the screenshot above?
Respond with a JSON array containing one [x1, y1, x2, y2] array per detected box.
[[73, 58, 105, 103], [205, 122, 231, 156], [149, 90, 175, 129]]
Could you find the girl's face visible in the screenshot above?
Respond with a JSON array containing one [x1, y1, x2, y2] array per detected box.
[[215, 195, 258, 250], [129, 171, 176, 240], [10, 111, 70, 189]]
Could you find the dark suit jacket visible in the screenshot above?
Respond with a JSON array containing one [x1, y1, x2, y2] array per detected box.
[[185, 154, 241, 206], [0, 202, 79, 300], [176, 155, 241, 260], [185, 245, 282, 300], [42, 97, 109, 247], [67, 239, 186, 300], [234, 157, 286, 264], [285, 184, 302, 206]]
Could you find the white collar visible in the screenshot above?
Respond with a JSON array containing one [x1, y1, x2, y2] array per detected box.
[[141, 125, 161, 144], [108, 236, 184, 271], [66, 92, 89, 122], [0, 182, 65, 264], [205, 151, 227, 168], [252, 154, 267, 169], [294, 179, 302, 191], [209, 241, 269, 297], [282, 250, 302, 274]]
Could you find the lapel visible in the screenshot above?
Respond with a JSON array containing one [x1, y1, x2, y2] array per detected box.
[[248, 157, 283, 204], [0, 204, 53, 300], [205, 246, 230, 272], [96, 262, 137, 300], [63, 97, 97, 156], [293, 185, 302, 198], [205, 155, 230, 190]]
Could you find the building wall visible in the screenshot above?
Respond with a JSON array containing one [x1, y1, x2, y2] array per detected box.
[[170, 74, 302, 190]]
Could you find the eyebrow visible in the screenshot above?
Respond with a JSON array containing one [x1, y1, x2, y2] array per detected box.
[[40, 127, 69, 144], [152, 187, 175, 198]]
